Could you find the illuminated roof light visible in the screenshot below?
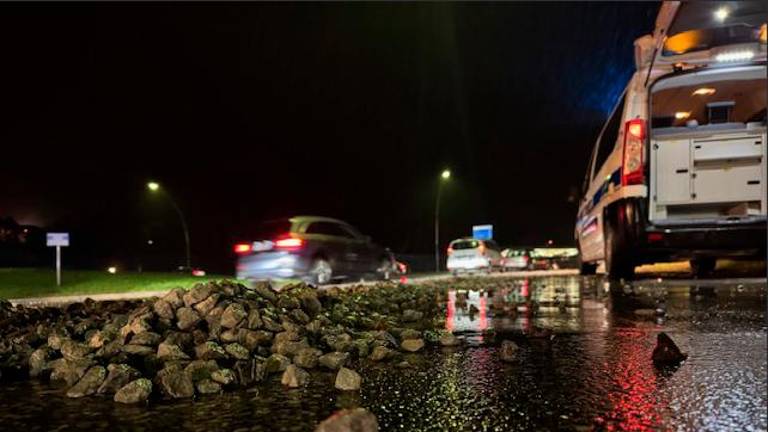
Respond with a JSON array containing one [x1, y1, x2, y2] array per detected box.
[[674, 112, 691, 120], [714, 7, 729, 22], [107, 266, 117, 274], [715, 50, 755, 63], [692, 87, 716, 96]]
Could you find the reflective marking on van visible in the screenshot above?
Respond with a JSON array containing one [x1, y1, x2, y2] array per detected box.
[[584, 168, 622, 215]]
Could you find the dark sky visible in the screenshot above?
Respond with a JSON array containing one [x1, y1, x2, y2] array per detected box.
[[0, 2, 658, 272]]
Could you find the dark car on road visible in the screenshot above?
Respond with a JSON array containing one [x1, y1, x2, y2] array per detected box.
[[234, 216, 395, 285]]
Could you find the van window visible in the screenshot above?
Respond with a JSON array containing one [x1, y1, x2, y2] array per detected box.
[[593, 93, 626, 177], [452, 240, 480, 250]]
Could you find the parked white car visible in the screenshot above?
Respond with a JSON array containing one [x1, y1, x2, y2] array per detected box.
[[576, 2, 767, 279], [447, 238, 503, 275]]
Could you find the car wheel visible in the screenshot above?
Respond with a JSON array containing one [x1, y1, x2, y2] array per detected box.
[[309, 258, 332, 285], [690, 257, 716, 278], [604, 217, 635, 280]]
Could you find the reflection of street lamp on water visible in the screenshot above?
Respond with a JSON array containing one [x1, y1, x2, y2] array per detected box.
[[147, 181, 191, 271], [434, 169, 451, 272]]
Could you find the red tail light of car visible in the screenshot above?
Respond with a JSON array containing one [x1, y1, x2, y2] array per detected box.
[[447, 246, 454, 256], [234, 243, 252, 254], [274, 236, 304, 250], [622, 118, 646, 186]]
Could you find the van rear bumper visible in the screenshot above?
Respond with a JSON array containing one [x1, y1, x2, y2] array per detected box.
[[643, 218, 766, 258]]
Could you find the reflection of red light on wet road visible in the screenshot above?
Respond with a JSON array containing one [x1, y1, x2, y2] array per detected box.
[[521, 279, 529, 298], [478, 295, 488, 332], [446, 290, 456, 332]]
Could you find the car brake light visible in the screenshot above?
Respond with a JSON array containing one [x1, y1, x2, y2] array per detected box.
[[622, 118, 646, 186], [479, 243, 486, 255], [234, 243, 252, 254], [647, 232, 663, 243], [447, 247, 453, 256], [274, 237, 304, 249]]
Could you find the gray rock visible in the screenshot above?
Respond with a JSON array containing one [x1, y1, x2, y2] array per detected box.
[[183, 283, 214, 308], [241, 330, 273, 351], [252, 282, 277, 302], [290, 309, 310, 324], [159, 370, 195, 398], [66, 366, 106, 398], [184, 360, 219, 382], [130, 331, 162, 346], [300, 293, 322, 317], [47, 331, 69, 351], [233, 360, 265, 386], [157, 342, 190, 361], [153, 299, 175, 320], [176, 307, 201, 331], [163, 288, 186, 309], [281, 364, 309, 388], [399, 329, 421, 340], [98, 363, 141, 394], [264, 354, 291, 373], [86, 330, 108, 349], [221, 303, 247, 329], [224, 343, 250, 360], [293, 347, 322, 369], [50, 358, 94, 386], [60, 340, 93, 361], [195, 342, 227, 360], [277, 296, 301, 310], [652, 332, 688, 366], [439, 333, 460, 347], [121, 344, 155, 356], [29, 346, 52, 378], [369, 346, 391, 361], [262, 316, 284, 332], [400, 338, 424, 352], [319, 352, 349, 370], [334, 367, 361, 391], [210, 368, 236, 386], [246, 309, 263, 329], [196, 379, 222, 395], [114, 378, 152, 404], [315, 408, 378, 432], [499, 340, 518, 362], [194, 293, 220, 316], [402, 309, 423, 322], [163, 332, 193, 349]]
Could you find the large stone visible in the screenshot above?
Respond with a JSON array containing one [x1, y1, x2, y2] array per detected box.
[[183, 284, 215, 308], [326, 334, 353, 352], [499, 340, 518, 362], [86, 330, 108, 349], [163, 288, 186, 309], [50, 358, 94, 386], [264, 354, 291, 373], [47, 331, 69, 350], [195, 342, 227, 360], [277, 296, 301, 310], [66, 366, 106, 398], [652, 332, 688, 366], [262, 316, 284, 332], [225, 343, 250, 360], [130, 331, 162, 346], [60, 340, 93, 361], [210, 368, 236, 386], [196, 379, 222, 395], [233, 360, 265, 387], [253, 282, 278, 303], [121, 344, 155, 356], [319, 352, 349, 370], [221, 303, 247, 329], [29, 346, 52, 378], [220, 328, 244, 344], [157, 342, 190, 361], [300, 293, 322, 317], [184, 360, 219, 382], [194, 293, 221, 316], [399, 329, 421, 340], [241, 330, 273, 351], [293, 347, 322, 369], [290, 309, 310, 324], [164, 332, 193, 349], [246, 309, 263, 329], [400, 338, 424, 352], [176, 307, 201, 331], [402, 309, 423, 322], [439, 333, 460, 347], [120, 317, 152, 339], [98, 363, 141, 394], [159, 371, 195, 398], [315, 408, 379, 432], [114, 378, 152, 404], [369, 346, 391, 362], [281, 364, 309, 388], [334, 367, 361, 391], [153, 299, 175, 320]]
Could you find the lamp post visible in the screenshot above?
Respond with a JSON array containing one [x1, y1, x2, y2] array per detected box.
[[147, 181, 191, 271], [434, 169, 451, 272]]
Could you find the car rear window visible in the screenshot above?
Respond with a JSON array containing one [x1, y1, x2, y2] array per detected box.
[[452, 240, 480, 250]]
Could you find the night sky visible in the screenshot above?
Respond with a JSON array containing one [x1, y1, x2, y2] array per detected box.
[[0, 2, 659, 273]]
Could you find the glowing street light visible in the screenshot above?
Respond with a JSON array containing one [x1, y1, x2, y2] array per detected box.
[[146, 181, 192, 271], [714, 7, 729, 22], [435, 168, 452, 272]]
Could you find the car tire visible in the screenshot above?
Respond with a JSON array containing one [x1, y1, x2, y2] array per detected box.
[[604, 215, 635, 280], [690, 257, 716, 278], [309, 258, 332, 285]]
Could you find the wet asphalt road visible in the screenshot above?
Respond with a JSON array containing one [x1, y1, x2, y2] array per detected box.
[[0, 273, 765, 431]]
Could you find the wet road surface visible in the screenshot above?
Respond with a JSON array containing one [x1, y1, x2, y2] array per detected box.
[[0, 274, 765, 431]]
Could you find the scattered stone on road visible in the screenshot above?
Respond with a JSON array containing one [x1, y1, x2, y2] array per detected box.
[[652, 332, 688, 366], [401, 338, 424, 352], [281, 365, 309, 388], [334, 367, 362, 391], [439, 333, 460, 347], [315, 408, 379, 432], [499, 340, 518, 362]]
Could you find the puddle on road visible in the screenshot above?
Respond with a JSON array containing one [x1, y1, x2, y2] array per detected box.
[[0, 276, 765, 431]]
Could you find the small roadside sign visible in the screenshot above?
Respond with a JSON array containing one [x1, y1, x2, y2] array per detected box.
[[46, 232, 70, 247], [46, 232, 69, 286], [472, 224, 493, 240]]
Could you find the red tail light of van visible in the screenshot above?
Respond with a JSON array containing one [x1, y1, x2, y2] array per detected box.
[[234, 243, 252, 254], [274, 237, 304, 250], [622, 118, 646, 186]]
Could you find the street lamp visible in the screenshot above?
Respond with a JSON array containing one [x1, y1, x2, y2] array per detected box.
[[147, 181, 192, 271], [435, 169, 451, 272]]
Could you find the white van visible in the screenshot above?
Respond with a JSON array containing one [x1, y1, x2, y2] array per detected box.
[[447, 238, 503, 275], [576, 2, 767, 278]]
